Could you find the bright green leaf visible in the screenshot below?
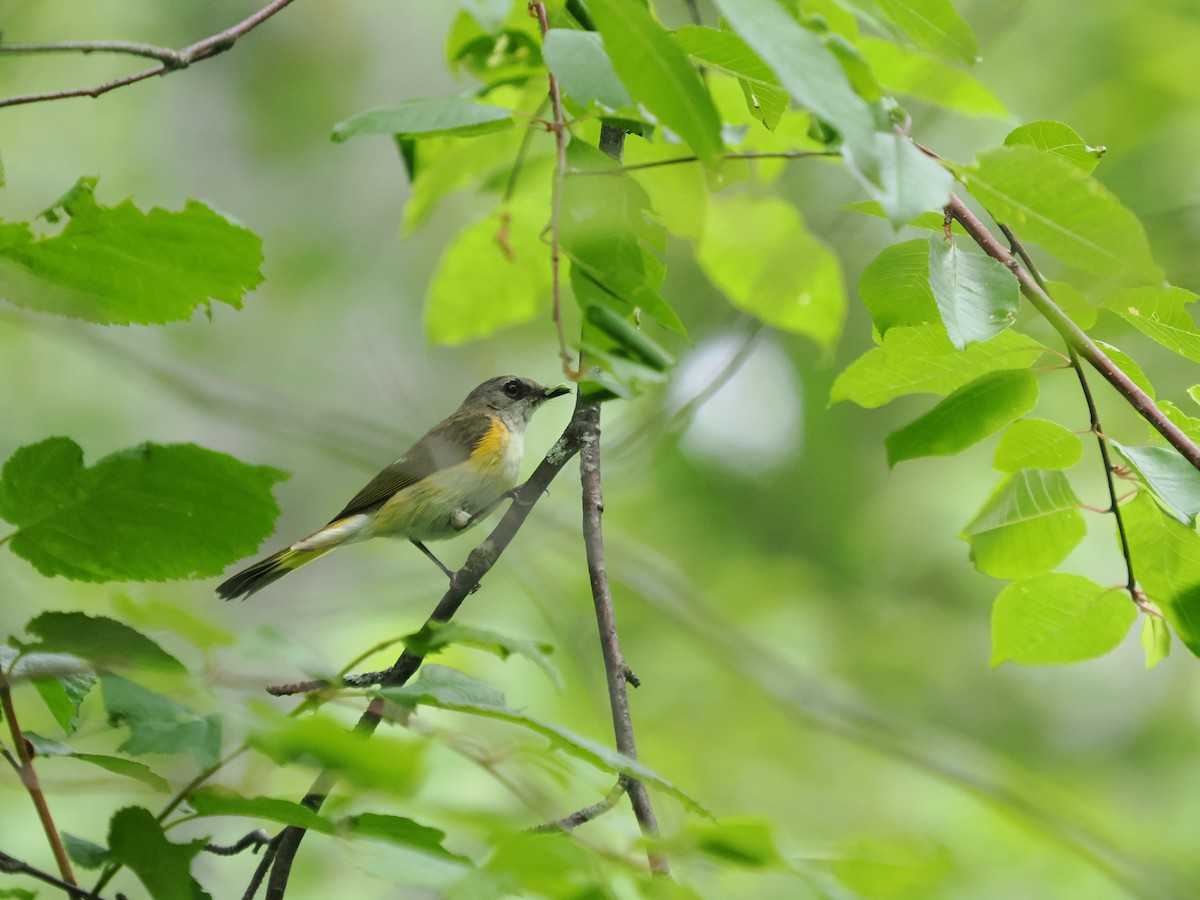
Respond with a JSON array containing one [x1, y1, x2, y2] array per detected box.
[[1104, 285, 1200, 364], [928, 236, 1020, 349], [993, 419, 1083, 472], [0, 178, 262, 325], [832, 836, 953, 896], [857, 37, 1007, 118], [63, 833, 109, 870], [1004, 120, 1106, 173], [107, 806, 207, 900], [1047, 279, 1098, 329], [674, 25, 789, 130], [1141, 616, 1171, 670], [1157, 401, 1200, 444], [963, 470, 1085, 579], [0, 437, 286, 582], [991, 574, 1135, 666], [24, 612, 185, 674], [859, 239, 938, 335], [840, 199, 969, 233], [100, 674, 220, 769], [32, 672, 95, 735], [404, 621, 561, 689], [831, 324, 1045, 408], [189, 787, 335, 833], [342, 813, 468, 862], [961, 146, 1161, 282], [869, 132, 954, 229], [1111, 441, 1200, 525], [682, 818, 788, 869], [425, 200, 550, 345], [696, 193, 845, 352], [332, 98, 513, 142], [542, 30, 631, 109], [1095, 340, 1155, 399], [886, 369, 1039, 466], [588, 0, 724, 168], [111, 596, 235, 651], [876, 0, 979, 63], [1122, 493, 1200, 656]]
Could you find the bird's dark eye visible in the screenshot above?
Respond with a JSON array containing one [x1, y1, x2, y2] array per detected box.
[[503, 379, 522, 398]]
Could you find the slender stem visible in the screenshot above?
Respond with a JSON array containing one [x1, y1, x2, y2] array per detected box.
[[0, 849, 97, 899], [566, 149, 838, 176], [0, 0, 298, 109], [945, 194, 1200, 471], [0, 671, 76, 887], [528, 781, 628, 834]]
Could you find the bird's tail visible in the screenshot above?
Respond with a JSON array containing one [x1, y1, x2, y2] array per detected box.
[[216, 546, 331, 600]]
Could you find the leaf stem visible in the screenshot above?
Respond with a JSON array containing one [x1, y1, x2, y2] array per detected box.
[[566, 148, 838, 175]]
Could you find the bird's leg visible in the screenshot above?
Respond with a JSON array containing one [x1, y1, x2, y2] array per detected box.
[[411, 539, 480, 593], [456, 489, 518, 531]]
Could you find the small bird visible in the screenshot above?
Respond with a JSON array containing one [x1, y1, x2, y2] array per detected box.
[[216, 375, 570, 600]]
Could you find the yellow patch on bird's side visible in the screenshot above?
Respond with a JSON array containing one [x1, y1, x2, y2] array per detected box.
[[470, 417, 511, 471]]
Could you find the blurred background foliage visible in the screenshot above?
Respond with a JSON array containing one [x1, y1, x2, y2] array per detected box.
[[2, 0, 1199, 897]]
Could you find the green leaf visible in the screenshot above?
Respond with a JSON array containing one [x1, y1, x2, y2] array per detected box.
[[542, 29, 631, 109], [832, 836, 953, 896], [381, 666, 706, 814], [1111, 441, 1200, 525], [963, 470, 1085, 579], [107, 806, 207, 900], [1004, 120, 1106, 173], [993, 419, 1083, 472], [840, 199, 968, 234], [685, 817, 788, 869], [859, 239, 938, 335], [696, 193, 845, 352], [588, 0, 724, 168], [991, 574, 1136, 666], [63, 833, 110, 870], [0, 178, 263, 325], [875, 0, 979, 63], [1122, 493, 1200, 656], [100, 674, 221, 769], [831, 324, 1045, 408], [26, 733, 171, 792], [404, 622, 561, 689], [32, 672, 95, 734], [188, 787, 335, 833], [885, 369, 1039, 466], [0, 889, 36, 900], [1095, 340, 1155, 398], [0, 437, 287, 582], [111, 596, 236, 651], [1141, 616, 1171, 670], [674, 25, 789, 130], [1104, 285, 1200, 364], [342, 813, 468, 862], [332, 98, 514, 142], [1157, 400, 1200, 444], [712, 0, 880, 183], [857, 37, 1007, 118], [961, 146, 1161, 282], [927, 236, 1020, 349], [24, 612, 185, 674], [868, 132, 954, 229], [425, 200, 550, 345]]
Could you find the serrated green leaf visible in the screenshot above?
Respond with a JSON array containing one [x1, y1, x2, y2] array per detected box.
[[188, 787, 335, 833], [876, 0, 979, 63], [425, 200, 549, 345], [100, 674, 220, 769], [0, 178, 262, 325], [991, 574, 1135, 666], [342, 813, 468, 862], [963, 470, 1085, 579], [961, 146, 1161, 282], [857, 37, 1007, 118], [868, 132, 954, 229], [886, 369, 1039, 466], [542, 29, 631, 109], [712, 0, 880, 183], [404, 622, 561, 689], [1141, 616, 1171, 669], [674, 25, 789, 130], [831, 324, 1045, 408], [993, 419, 1083, 472], [0, 437, 287, 582], [63, 833, 109, 870], [32, 672, 95, 734], [1104, 285, 1200, 363], [24, 612, 185, 674], [1004, 120, 1105, 173], [107, 806, 207, 900], [588, 0, 723, 169], [696, 193, 845, 352], [1111, 441, 1200, 525], [381, 666, 706, 814], [859, 239, 938, 335], [332, 98, 514, 142], [928, 236, 1020, 349], [1122, 492, 1200, 656]]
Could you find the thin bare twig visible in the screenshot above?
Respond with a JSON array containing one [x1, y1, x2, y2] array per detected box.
[[206, 830, 273, 857], [0, 0, 298, 109], [0, 671, 76, 887], [528, 780, 628, 834], [0, 849, 98, 899]]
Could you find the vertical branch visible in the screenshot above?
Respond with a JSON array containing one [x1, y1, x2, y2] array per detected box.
[[0, 670, 76, 887]]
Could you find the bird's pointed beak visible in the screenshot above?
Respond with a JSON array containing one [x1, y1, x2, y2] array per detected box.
[[543, 384, 571, 400]]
